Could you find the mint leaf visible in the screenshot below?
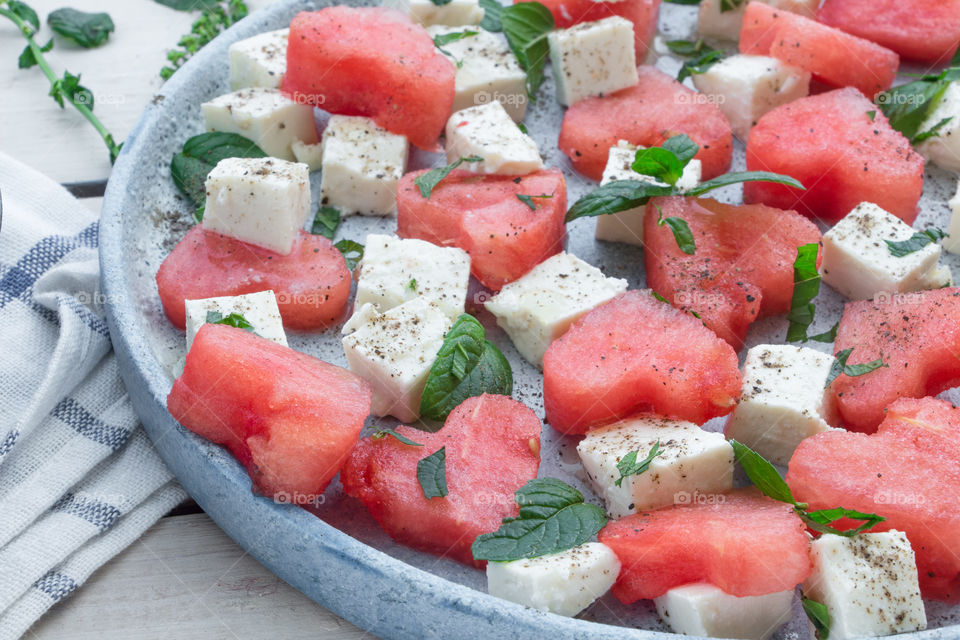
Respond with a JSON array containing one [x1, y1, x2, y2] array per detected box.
[[657, 208, 696, 255], [205, 310, 254, 332], [652, 291, 670, 304], [479, 0, 502, 31], [614, 441, 663, 488], [48, 8, 114, 48], [914, 116, 954, 143], [334, 239, 364, 270], [417, 447, 448, 498], [471, 478, 608, 562], [632, 147, 686, 186], [824, 347, 887, 388], [729, 440, 797, 505], [801, 507, 886, 538], [407, 278, 418, 291], [807, 322, 839, 344], [170, 132, 266, 220], [786, 243, 821, 343], [49, 70, 93, 109], [802, 597, 831, 640], [17, 37, 51, 69], [665, 39, 723, 82], [434, 29, 477, 48], [866, 110, 876, 122], [885, 228, 947, 257], [311, 206, 341, 239], [414, 156, 484, 199], [516, 192, 553, 210], [372, 428, 424, 447], [420, 314, 512, 421], [500, 1, 553, 100], [565, 180, 674, 222], [661, 134, 699, 166], [685, 171, 805, 196], [154, 0, 223, 9], [876, 68, 960, 143], [7, 1, 39, 31]]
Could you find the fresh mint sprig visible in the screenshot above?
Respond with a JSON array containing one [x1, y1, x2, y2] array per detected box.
[[500, 1, 553, 100], [417, 447, 448, 499], [824, 348, 887, 388], [786, 243, 822, 342], [158, 0, 248, 81], [614, 441, 663, 487], [876, 66, 960, 144], [665, 38, 723, 82]]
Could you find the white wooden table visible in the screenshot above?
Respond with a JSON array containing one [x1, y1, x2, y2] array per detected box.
[[1, 1, 364, 637]]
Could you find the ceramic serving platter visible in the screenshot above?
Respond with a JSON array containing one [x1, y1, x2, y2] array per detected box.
[[99, 0, 960, 637]]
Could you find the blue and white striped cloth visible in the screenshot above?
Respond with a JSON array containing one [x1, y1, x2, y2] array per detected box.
[[0, 152, 187, 639]]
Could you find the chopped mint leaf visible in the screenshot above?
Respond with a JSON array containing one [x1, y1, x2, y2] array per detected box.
[[373, 428, 424, 447], [657, 208, 696, 255], [802, 596, 831, 640], [311, 206, 341, 239], [614, 441, 663, 487], [516, 192, 553, 210], [47, 8, 114, 48], [334, 239, 364, 270], [407, 278, 418, 291], [866, 110, 876, 121], [824, 348, 888, 389], [417, 447, 449, 498], [665, 38, 724, 81], [806, 322, 839, 344], [500, 1, 554, 100], [885, 228, 947, 257], [479, 0, 502, 31], [205, 310, 254, 333], [786, 243, 821, 342], [414, 155, 484, 198]]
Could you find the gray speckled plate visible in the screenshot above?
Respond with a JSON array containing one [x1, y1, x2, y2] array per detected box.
[[99, 1, 960, 638]]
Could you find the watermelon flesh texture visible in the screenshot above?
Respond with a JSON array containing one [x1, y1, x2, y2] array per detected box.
[[644, 196, 822, 350], [542, 290, 741, 434], [745, 87, 924, 225], [395, 169, 567, 291], [788, 398, 960, 601], [830, 288, 960, 433], [340, 394, 541, 568], [558, 65, 733, 182], [167, 324, 373, 499], [818, 0, 960, 66], [599, 489, 811, 602], [527, 0, 661, 63], [739, 1, 899, 99], [156, 226, 351, 331], [281, 7, 455, 151]]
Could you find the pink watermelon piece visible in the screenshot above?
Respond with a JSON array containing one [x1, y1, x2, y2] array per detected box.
[[644, 196, 822, 349], [156, 227, 351, 331], [830, 288, 960, 433], [745, 88, 924, 224], [818, 0, 960, 66], [599, 489, 811, 602], [395, 169, 567, 291], [542, 290, 741, 434], [739, 1, 899, 98], [341, 394, 541, 568], [167, 324, 372, 499], [558, 66, 733, 182], [281, 7, 455, 150], [788, 398, 960, 601]]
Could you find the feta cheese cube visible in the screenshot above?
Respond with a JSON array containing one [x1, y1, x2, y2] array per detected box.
[[291, 140, 323, 171], [803, 531, 927, 639], [576, 415, 734, 519], [184, 291, 287, 351], [427, 27, 528, 121], [698, 0, 818, 41], [341, 298, 451, 423], [484, 252, 628, 367], [595, 140, 702, 246], [228, 28, 288, 90], [944, 179, 960, 255], [547, 17, 639, 107], [486, 543, 620, 617], [319, 115, 409, 216], [201, 88, 318, 161], [353, 234, 471, 321], [654, 584, 794, 640], [917, 81, 960, 173], [725, 345, 838, 466], [383, 0, 483, 27], [445, 102, 543, 175], [692, 54, 810, 141], [822, 202, 950, 300], [202, 157, 311, 255]]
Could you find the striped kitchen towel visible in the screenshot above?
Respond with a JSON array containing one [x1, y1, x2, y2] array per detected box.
[[0, 152, 187, 639]]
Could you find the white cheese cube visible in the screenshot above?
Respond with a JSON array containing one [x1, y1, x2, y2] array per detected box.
[[654, 584, 794, 640], [576, 415, 734, 519], [291, 140, 323, 171], [484, 252, 628, 367], [201, 88, 317, 162], [486, 543, 620, 617], [202, 157, 311, 255], [917, 81, 960, 173], [725, 344, 838, 466], [822, 202, 949, 300], [803, 531, 926, 639], [341, 298, 451, 423], [383, 0, 483, 27], [353, 234, 470, 321], [692, 54, 810, 141], [944, 179, 960, 255], [427, 27, 528, 122], [445, 102, 543, 175], [319, 115, 409, 216], [184, 291, 287, 351], [228, 28, 288, 90], [595, 140, 701, 246], [697, 0, 818, 41], [547, 17, 639, 107]]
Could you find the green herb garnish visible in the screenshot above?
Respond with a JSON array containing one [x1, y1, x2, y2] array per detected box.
[[876, 66, 960, 143], [516, 192, 553, 210], [414, 156, 484, 199], [500, 1, 553, 100], [614, 441, 663, 487], [786, 243, 821, 342], [417, 447, 449, 499], [665, 38, 723, 82], [334, 239, 364, 270], [311, 206, 341, 239], [372, 428, 424, 447], [47, 8, 113, 47], [802, 596, 831, 640], [885, 228, 947, 257], [824, 348, 888, 388], [206, 310, 254, 332], [158, 0, 248, 81], [657, 207, 696, 255], [407, 278, 418, 291], [471, 478, 608, 562], [478, 0, 502, 31]]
